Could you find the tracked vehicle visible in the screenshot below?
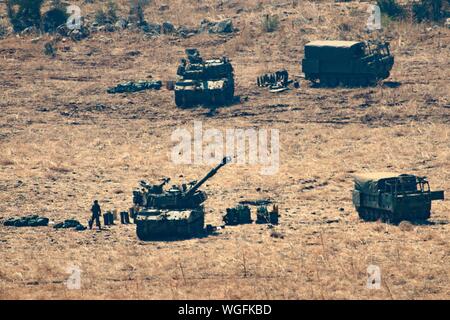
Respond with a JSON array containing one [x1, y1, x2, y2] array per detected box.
[[133, 157, 230, 240], [174, 48, 234, 108], [302, 40, 394, 87], [352, 173, 444, 222]]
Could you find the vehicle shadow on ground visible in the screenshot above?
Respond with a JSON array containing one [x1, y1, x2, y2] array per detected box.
[[378, 219, 448, 226], [410, 219, 448, 226], [203, 96, 245, 117], [138, 229, 222, 242], [308, 81, 402, 89]]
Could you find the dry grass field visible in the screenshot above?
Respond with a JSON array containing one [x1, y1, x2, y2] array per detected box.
[[0, 0, 449, 299]]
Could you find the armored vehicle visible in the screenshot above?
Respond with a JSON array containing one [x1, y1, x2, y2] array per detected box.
[[133, 157, 230, 240], [352, 173, 444, 222], [302, 40, 394, 87], [174, 48, 234, 108]]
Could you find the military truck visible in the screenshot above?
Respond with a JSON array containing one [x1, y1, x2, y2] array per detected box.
[[352, 173, 444, 222], [174, 48, 234, 108], [302, 40, 394, 87], [133, 157, 230, 240]]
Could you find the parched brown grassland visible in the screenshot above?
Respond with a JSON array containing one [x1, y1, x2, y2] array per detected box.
[[0, 0, 449, 299]]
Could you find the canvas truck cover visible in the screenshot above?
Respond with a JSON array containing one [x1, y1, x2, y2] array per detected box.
[[353, 172, 401, 193], [304, 41, 364, 60]]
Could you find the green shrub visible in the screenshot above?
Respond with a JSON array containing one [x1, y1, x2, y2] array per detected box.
[[0, 19, 10, 39], [261, 14, 279, 33], [106, 1, 119, 23], [129, 0, 150, 25], [44, 41, 56, 57], [95, 0, 119, 25]]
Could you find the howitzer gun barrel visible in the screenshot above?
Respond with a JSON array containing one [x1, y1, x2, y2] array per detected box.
[[185, 157, 230, 197]]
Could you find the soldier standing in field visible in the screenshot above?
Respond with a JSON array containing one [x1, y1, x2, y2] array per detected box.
[[89, 200, 102, 230], [177, 58, 187, 76]]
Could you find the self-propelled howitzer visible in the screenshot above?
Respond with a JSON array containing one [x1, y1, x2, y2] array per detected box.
[[175, 48, 235, 108], [134, 157, 230, 240]]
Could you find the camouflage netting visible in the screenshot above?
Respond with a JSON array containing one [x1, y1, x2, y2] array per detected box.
[[54, 219, 86, 231], [107, 80, 162, 94], [3, 215, 49, 227], [42, 7, 68, 33], [353, 172, 400, 193]]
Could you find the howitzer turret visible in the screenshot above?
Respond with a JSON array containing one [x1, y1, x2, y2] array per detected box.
[[175, 49, 235, 108], [133, 157, 231, 240], [141, 177, 170, 193], [133, 177, 170, 206]]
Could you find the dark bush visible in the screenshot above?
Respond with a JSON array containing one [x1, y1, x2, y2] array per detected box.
[[42, 7, 68, 33], [7, 0, 45, 32], [377, 0, 406, 20], [129, 0, 150, 25], [378, 0, 447, 22], [412, 0, 446, 22], [95, 0, 119, 25], [261, 14, 279, 33], [44, 41, 56, 57]]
